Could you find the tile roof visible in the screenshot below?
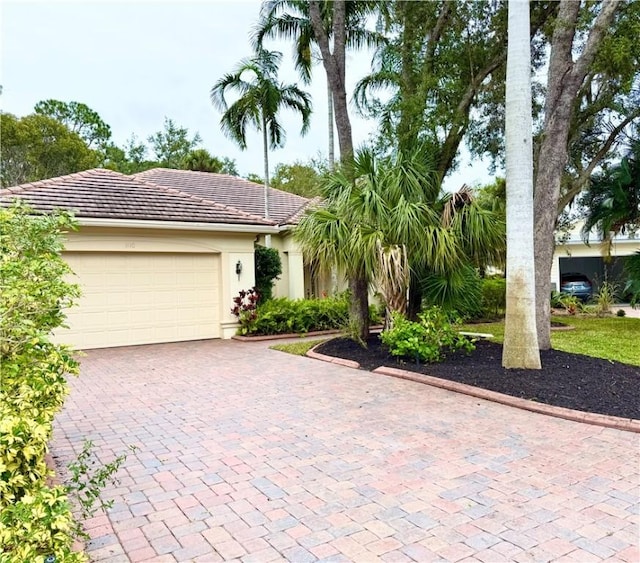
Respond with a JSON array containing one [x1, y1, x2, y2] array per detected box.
[[134, 168, 311, 225], [1, 169, 273, 226]]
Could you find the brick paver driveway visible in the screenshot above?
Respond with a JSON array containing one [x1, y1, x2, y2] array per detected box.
[[53, 339, 639, 562]]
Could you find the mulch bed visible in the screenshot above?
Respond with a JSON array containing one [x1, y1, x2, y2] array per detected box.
[[315, 336, 640, 420]]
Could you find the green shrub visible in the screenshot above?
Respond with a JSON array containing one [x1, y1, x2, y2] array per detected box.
[[559, 294, 580, 315], [421, 265, 484, 320], [0, 485, 85, 563], [0, 203, 85, 562], [380, 308, 475, 363], [550, 290, 564, 309], [239, 295, 349, 336], [254, 245, 282, 303], [595, 280, 618, 315], [623, 252, 640, 307], [481, 277, 506, 318], [617, 308, 626, 317], [230, 288, 260, 335]]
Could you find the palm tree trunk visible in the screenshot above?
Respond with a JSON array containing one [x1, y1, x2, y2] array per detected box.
[[502, 0, 541, 369], [349, 268, 370, 342], [262, 113, 271, 248], [328, 82, 335, 168]]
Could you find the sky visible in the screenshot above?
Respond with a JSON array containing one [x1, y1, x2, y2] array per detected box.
[[1, 0, 494, 189]]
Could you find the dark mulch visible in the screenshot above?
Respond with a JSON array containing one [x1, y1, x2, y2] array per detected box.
[[316, 335, 640, 420]]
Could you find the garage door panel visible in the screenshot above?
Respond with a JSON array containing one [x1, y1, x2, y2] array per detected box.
[[59, 252, 220, 349]]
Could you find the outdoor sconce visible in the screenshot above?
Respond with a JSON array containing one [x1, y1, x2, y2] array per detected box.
[[235, 260, 242, 279]]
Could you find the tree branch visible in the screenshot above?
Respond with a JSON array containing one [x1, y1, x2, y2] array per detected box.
[[570, 0, 621, 88], [309, 2, 334, 76], [558, 111, 640, 212]]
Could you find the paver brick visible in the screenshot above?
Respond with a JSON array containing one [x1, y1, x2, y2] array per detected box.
[[51, 339, 639, 562]]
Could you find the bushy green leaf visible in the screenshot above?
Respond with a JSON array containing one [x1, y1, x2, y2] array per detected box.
[[380, 308, 475, 363]]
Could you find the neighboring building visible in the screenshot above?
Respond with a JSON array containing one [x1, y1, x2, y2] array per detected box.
[[552, 221, 639, 293], [1, 168, 313, 349]]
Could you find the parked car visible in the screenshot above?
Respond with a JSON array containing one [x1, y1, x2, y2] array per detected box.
[[560, 272, 593, 302]]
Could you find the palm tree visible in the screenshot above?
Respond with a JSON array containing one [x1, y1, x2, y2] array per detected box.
[[211, 48, 312, 240], [295, 146, 504, 341], [581, 139, 640, 256], [502, 0, 541, 369], [253, 0, 382, 166]]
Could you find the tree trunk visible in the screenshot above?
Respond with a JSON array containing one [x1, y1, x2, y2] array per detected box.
[[349, 269, 370, 343], [262, 113, 271, 248], [309, 0, 354, 161], [327, 81, 335, 168], [533, 0, 619, 349], [310, 0, 364, 335], [502, 0, 541, 369]]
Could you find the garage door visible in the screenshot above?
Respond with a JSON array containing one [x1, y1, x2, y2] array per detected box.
[[60, 252, 220, 349]]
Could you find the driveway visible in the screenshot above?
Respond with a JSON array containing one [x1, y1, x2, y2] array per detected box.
[[52, 339, 639, 562]]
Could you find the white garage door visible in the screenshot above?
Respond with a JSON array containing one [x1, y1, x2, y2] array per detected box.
[[60, 252, 220, 349]]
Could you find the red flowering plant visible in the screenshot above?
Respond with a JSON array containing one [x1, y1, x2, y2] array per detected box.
[[231, 288, 260, 334]]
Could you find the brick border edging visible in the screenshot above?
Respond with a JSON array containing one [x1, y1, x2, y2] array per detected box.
[[232, 325, 384, 342], [232, 329, 344, 342], [306, 347, 640, 434]]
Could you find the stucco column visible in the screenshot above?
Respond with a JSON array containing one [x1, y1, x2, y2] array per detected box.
[[550, 253, 561, 293], [287, 251, 305, 300]]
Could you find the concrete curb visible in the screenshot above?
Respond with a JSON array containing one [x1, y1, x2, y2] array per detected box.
[[306, 346, 640, 434]]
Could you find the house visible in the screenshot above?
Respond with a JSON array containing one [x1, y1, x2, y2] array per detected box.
[[1, 168, 313, 349], [552, 221, 639, 294]]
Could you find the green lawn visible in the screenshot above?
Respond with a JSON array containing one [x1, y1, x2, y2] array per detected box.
[[270, 339, 328, 356], [461, 316, 640, 366]]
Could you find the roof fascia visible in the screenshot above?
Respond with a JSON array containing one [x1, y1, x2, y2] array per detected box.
[[78, 217, 279, 234]]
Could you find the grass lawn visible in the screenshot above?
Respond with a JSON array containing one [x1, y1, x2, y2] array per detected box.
[[270, 339, 328, 356], [462, 316, 640, 366]]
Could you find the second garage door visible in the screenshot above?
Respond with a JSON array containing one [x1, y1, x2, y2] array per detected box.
[[61, 252, 221, 349]]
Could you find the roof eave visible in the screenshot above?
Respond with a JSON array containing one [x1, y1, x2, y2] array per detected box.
[[77, 217, 279, 234]]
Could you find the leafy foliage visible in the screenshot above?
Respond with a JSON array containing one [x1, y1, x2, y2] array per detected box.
[[34, 100, 112, 149], [148, 117, 202, 169], [421, 264, 484, 320], [380, 309, 475, 364], [182, 148, 238, 175], [623, 251, 640, 306], [0, 203, 84, 561], [295, 147, 504, 336], [230, 288, 260, 335], [237, 296, 349, 336], [270, 159, 326, 196], [1, 113, 98, 187], [580, 139, 640, 252], [481, 277, 507, 319], [0, 485, 85, 563], [254, 245, 283, 303], [66, 441, 136, 520], [211, 48, 312, 152]]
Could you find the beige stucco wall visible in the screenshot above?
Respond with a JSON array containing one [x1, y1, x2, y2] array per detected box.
[[257, 231, 306, 300], [63, 226, 258, 339]]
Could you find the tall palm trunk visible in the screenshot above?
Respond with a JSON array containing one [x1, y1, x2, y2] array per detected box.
[[262, 113, 271, 248], [502, 0, 541, 369], [327, 82, 335, 168], [310, 0, 367, 334]]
